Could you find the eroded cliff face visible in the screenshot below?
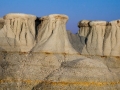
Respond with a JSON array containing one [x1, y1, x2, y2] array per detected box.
[[32, 14, 78, 54], [78, 20, 120, 57], [0, 13, 119, 90], [0, 13, 36, 52], [104, 20, 120, 56]]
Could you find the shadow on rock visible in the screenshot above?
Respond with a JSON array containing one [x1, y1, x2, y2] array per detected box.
[[67, 30, 86, 53]]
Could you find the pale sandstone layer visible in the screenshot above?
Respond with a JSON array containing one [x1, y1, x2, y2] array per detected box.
[[0, 13, 119, 90]]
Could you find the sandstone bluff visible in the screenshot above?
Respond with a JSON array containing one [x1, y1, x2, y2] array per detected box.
[[0, 13, 120, 90]]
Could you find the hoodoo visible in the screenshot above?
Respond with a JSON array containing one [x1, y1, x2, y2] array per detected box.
[[78, 20, 107, 56], [86, 21, 107, 55], [78, 20, 120, 57], [104, 20, 120, 56], [0, 13, 36, 52], [35, 59, 119, 90], [32, 14, 78, 54]]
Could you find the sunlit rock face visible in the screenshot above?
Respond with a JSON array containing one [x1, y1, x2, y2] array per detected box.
[[86, 21, 107, 56], [78, 20, 107, 56], [0, 13, 120, 90], [32, 14, 78, 54], [78, 20, 90, 39], [0, 13, 36, 52], [78, 20, 120, 57], [34, 59, 119, 90], [0, 14, 57, 90], [103, 20, 120, 56], [32, 19, 120, 90]]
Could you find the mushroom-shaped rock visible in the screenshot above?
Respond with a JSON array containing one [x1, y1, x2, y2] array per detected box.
[[33, 59, 119, 90], [103, 20, 120, 56], [0, 13, 36, 52], [0, 18, 4, 30], [86, 21, 107, 56], [32, 14, 78, 54]]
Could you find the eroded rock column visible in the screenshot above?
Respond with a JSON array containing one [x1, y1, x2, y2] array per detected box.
[[103, 20, 120, 56], [86, 21, 107, 55], [33, 14, 78, 54], [0, 13, 36, 52]]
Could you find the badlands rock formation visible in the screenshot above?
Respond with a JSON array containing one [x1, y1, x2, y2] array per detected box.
[[78, 20, 107, 55], [86, 21, 107, 56], [0, 13, 119, 90], [78, 20, 120, 56], [104, 20, 120, 56], [34, 59, 119, 90], [0, 13, 36, 52], [32, 14, 78, 54]]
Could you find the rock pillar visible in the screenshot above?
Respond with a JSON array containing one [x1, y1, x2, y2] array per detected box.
[[0, 13, 36, 52], [103, 20, 120, 56], [33, 14, 78, 54]]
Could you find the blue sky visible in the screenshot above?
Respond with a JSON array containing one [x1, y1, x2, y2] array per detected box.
[[0, 0, 120, 33]]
